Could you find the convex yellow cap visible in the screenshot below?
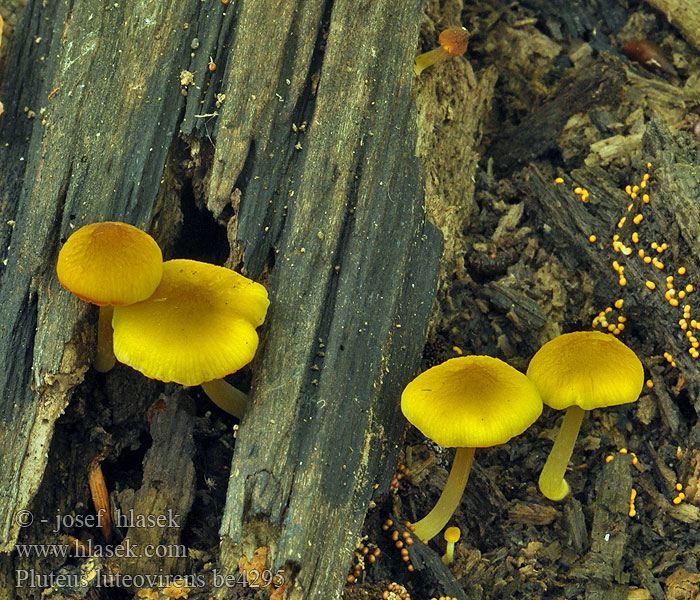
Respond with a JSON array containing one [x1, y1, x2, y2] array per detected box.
[[56, 221, 163, 306], [526, 331, 644, 411], [444, 526, 461, 543], [113, 259, 269, 386], [401, 356, 542, 448]]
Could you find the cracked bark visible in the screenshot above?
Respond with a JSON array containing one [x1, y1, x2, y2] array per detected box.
[[0, 0, 442, 598]]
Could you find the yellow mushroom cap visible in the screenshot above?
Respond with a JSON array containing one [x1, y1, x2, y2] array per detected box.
[[112, 259, 269, 386], [526, 331, 644, 411], [57, 221, 163, 306], [401, 356, 543, 448], [444, 526, 461, 543]]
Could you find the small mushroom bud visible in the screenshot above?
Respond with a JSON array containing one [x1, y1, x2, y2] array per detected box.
[[441, 526, 460, 565], [414, 27, 469, 77]]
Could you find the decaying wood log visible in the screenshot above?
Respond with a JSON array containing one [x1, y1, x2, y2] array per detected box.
[[530, 119, 700, 422], [0, 0, 444, 599], [208, 1, 443, 598], [569, 454, 633, 600], [0, 0, 197, 556]]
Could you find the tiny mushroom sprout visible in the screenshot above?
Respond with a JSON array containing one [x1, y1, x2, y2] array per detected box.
[[401, 355, 543, 542], [441, 526, 460, 565], [111, 258, 269, 418], [414, 26, 470, 77], [526, 331, 644, 501], [56, 221, 163, 373]]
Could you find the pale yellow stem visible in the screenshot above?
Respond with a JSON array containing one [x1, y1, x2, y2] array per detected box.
[[412, 446, 475, 542], [442, 542, 455, 565], [413, 46, 449, 76], [538, 405, 585, 501], [94, 305, 116, 372], [200, 379, 248, 418]]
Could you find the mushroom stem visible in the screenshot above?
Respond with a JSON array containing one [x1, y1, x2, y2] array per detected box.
[[200, 379, 249, 418], [414, 47, 449, 76], [412, 446, 475, 542], [94, 305, 116, 373], [538, 405, 585, 501], [442, 542, 455, 566]]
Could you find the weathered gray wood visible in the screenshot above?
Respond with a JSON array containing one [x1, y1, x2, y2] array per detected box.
[[206, 1, 442, 599], [0, 0, 198, 553], [0, 1, 443, 599]]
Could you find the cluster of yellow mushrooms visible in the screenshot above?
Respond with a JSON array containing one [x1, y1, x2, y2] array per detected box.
[[57, 222, 645, 576], [56, 221, 269, 418], [401, 330, 644, 544]]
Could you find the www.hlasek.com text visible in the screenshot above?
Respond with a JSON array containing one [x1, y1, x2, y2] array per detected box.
[[15, 538, 186, 560]]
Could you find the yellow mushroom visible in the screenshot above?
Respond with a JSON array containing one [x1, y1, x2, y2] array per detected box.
[[527, 331, 644, 501], [112, 259, 269, 417], [441, 526, 460, 565], [56, 221, 163, 372], [401, 356, 542, 541]]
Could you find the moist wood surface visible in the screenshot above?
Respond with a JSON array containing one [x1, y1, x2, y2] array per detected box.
[[209, 1, 443, 598]]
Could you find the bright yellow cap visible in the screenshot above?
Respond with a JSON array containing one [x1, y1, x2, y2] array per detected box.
[[400, 356, 542, 448], [444, 526, 461, 543], [112, 259, 269, 386], [526, 331, 643, 411], [57, 221, 162, 306]]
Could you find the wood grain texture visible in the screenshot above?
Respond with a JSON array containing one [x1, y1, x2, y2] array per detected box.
[[0, 1, 444, 598], [206, 1, 443, 598], [583, 455, 633, 600], [0, 0, 201, 552]]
